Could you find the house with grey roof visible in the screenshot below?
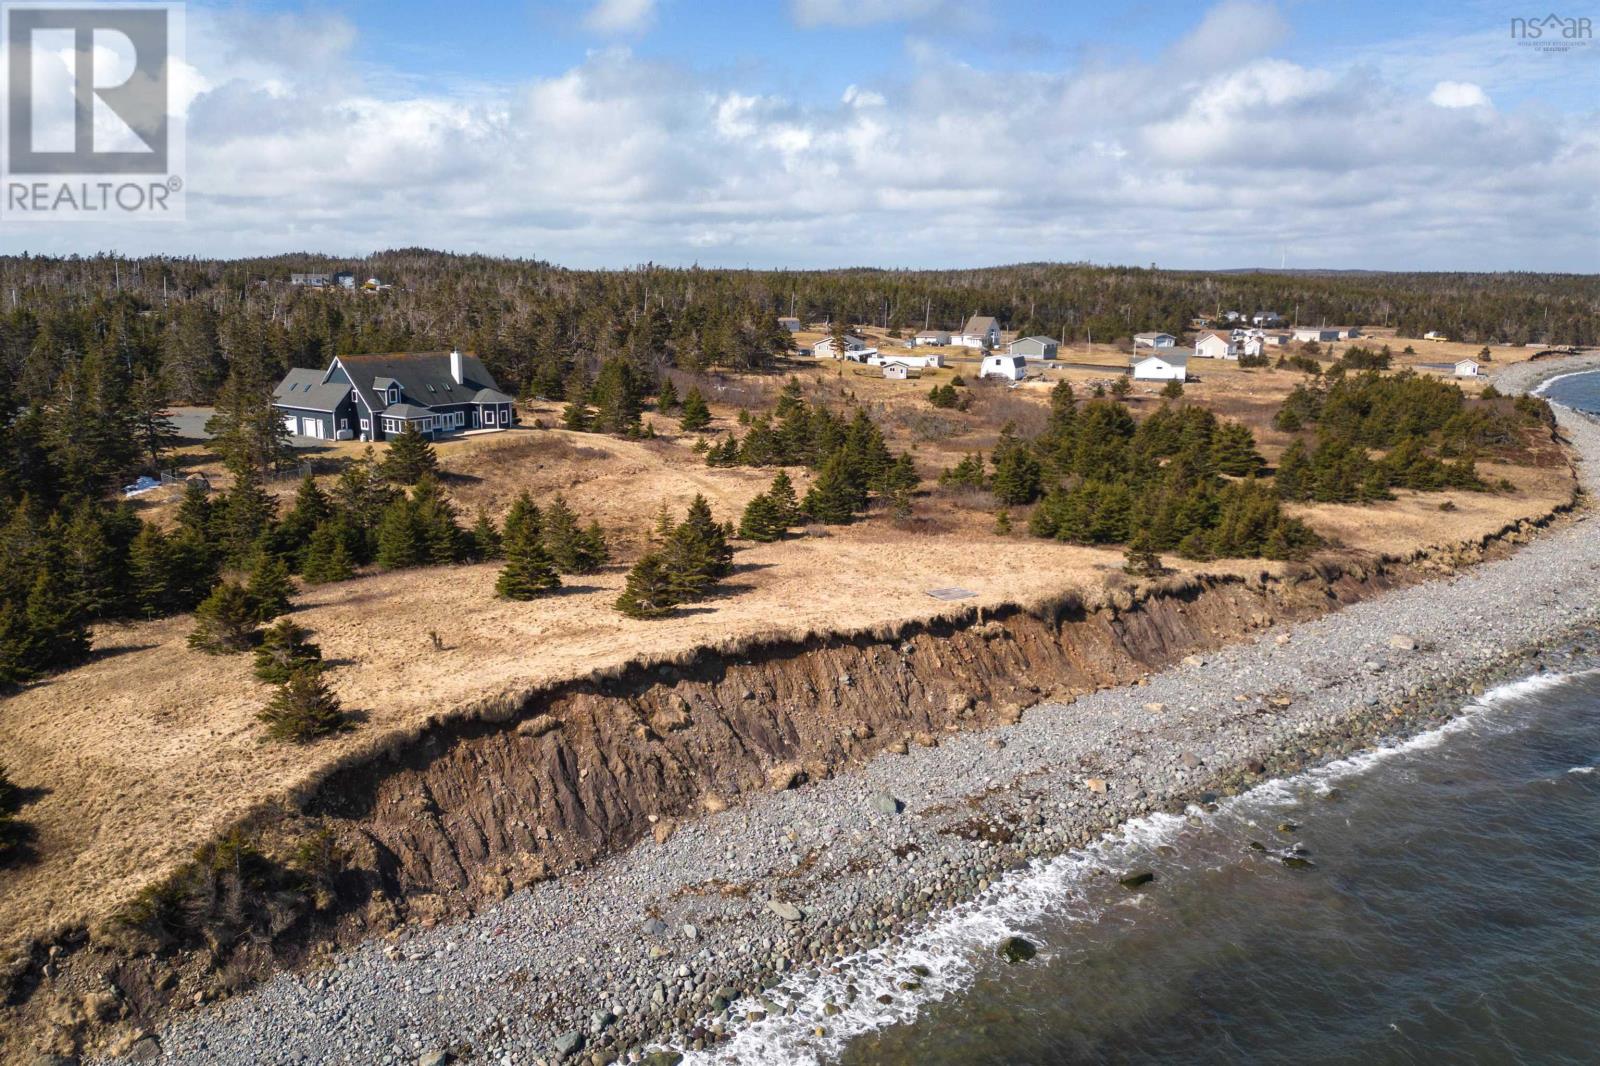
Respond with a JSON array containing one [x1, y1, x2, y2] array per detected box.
[[1133, 332, 1177, 348], [955, 315, 1001, 349], [272, 349, 515, 442], [1008, 336, 1059, 360]]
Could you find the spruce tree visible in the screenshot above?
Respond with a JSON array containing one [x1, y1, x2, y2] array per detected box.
[[501, 492, 542, 554], [802, 450, 862, 524], [24, 567, 90, 674], [218, 468, 277, 568], [614, 553, 678, 619], [679, 388, 711, 431], [301, 520, 356, 584], [591, 358, 645, 435], [657, 376, 680, 412], [496, 529, 560, 599], [739, 492, 785, 542], [541, 494, 584, 572], [410, 474, 463, 565], [245, 553, 294, 622], [578, 521, 611, 572], [175, 479, 213, 540], [374, 496, 426, 570], [380, 423, 438, 485], [767, 470, 800, 525], [188, 581, 258, 654], [0, 763, 23, 861], [277, 473, 331, 564], [661, 495, 733, 599], [469, 511, 503, 561], [62, 501, 118, 619], [1211, 422, 1265, 477], [258, 667, 347, 743], [127, 523, 174, 617], [1123, 531, 1165, 577], [253, 618, 323, 683], [1274, 440, 1313, 501]]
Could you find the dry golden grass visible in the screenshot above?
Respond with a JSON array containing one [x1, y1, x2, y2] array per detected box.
[[0, 336, 1578, 956]]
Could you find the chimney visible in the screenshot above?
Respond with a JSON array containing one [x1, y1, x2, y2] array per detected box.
[[449, 349, 464, 385]]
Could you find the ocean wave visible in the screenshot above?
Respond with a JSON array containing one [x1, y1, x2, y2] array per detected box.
[[666, 668, 1594, 1066]]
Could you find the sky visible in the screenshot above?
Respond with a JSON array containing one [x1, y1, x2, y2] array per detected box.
[[2, 0, 1597, 270]]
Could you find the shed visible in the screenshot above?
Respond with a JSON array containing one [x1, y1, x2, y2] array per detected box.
[[979, 354, 1027, 381], [1133, 332, 1177, 348], [1132, 352, 1188, 381], [1008, 336, 1059, 360]]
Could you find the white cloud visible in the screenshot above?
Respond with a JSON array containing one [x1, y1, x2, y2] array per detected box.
[[583, 0, 657, 35], [789, 0, 947, 29], [10, 0, 1597, 271], [1429, 80, 1492, 109], [1168, 0, 1291, 68]]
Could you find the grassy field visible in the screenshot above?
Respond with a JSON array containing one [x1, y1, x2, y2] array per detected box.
[[0, 330, 1577, 958]]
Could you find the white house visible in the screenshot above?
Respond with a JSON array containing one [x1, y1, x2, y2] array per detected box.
[[1252, 311, 1284, 327], [1194, 330, 1237, 359], [955, 315, 1001, 349], [1132, 352, 1188, 381], [1008, 336, 1059, 360], [911, 330, 951, 346], [881, 362, 921, 380], [1222, 310, 1244, 323], [1264, 332, 1292, 347], [1133, 332, 1177, 348], [811, 334, 871, 359], [1337, 327, 1362, 339], [1454, 359, 1481, 378], [980, 354, 1027, 381], [1292, 327, 1340, 343]]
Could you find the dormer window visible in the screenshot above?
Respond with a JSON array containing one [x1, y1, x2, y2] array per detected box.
[[388, 386, 399, 403]]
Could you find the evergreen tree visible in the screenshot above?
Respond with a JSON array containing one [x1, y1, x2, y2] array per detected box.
[[374, 496, 427, 570], [301, 520, 357, 584], [802, 449, 863, 523], [657, 376, 680, 412], [258, 667, 347, 743], [410, 474, 463, 564], [217, 468, 277, 568], [175, 479, 213, 540], [495, 527, 561, 599], [206, 327, 290, 477], [23, 567, 90, 674], [379, 424, 438, 484], [253, 618, 323, 683], [990, 434, 1042, 505], [277, 473, 331, 564], [1274, 440, 1313, 501], [127, 523, 174, 617], [739, 492, 786, 541], [188, 582, 258, 654], [1161, 378, 1184, 399], [468, 511, 503, 561], [0, 763, 24, 861], [501, 491, 542, 554], [767, 470, 801, 525], [334, 448, 397, 562], [245, 553, 294, 622], [578, 521, 611, 571], [774, 376, 805, 417], [661, 495, 734, 599], [61, 501, 119, 618], [614, 553, 678, 619], [679, 387, 711, 431], [1123, 531, 1165, 577], [1211, 422, 1266, 477], [939, 452, 987, 490], [590, 357, 645, 435], [128, 363, 180, 470]]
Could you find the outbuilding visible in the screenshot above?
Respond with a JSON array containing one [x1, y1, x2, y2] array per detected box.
[[1454, 359, 1481, 378], [912, 330, 951, 346], [1133, 332, 1177, 348], [979, 354, 1027, 381]]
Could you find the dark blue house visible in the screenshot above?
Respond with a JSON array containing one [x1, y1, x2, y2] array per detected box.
[[272, 350, 516, 442]]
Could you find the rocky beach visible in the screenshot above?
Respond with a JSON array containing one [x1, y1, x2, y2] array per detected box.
[[105, 353, 1600, 1066]]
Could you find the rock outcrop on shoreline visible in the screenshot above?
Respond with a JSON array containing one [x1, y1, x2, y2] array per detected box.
[[80, 356, 1600, 1065]]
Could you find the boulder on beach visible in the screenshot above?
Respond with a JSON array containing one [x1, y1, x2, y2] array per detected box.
[[767, 898, 805, 922], [997, 935, 1038, 963]]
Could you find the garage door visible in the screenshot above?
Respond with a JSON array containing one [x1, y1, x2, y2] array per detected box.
[[303, 417, 324, 439], [281, 414, 298, 435]]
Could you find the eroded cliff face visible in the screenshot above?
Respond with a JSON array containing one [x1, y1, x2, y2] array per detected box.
[[0, 560, 1413, 1062]]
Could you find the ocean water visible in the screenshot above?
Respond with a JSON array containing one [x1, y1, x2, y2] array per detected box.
[[1536, 368, 1600, 414], [683, 666, 1600, 1066]]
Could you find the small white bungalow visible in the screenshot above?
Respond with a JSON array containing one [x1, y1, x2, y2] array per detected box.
[[911, 330, 951, 347], [980, 354, 1027, 381], [1133, 332, 1177, 348], [1337, 326, 1363, 340], [867, 352, 943, 369], [1008, 336, 1060, 360], [1454, 359, 1481, 378], [881, 362, 922, 380], [1132, 352, 1188, 382], [1264, 332, 1292, 347], [1194, 330, 1237, 359]]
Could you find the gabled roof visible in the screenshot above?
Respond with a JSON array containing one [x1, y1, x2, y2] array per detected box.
[[1196, 330, 1231, 342], [915, 329, 950, 338], [382, 403, 435, 419], [1132, 351, 1189, 367], [1012, 335, 1057, 345], [473, 388, 514, 404], [335, 351, 503, 416], [273, 368, 351, 413], [962, 315, 998, 336], [1134, 331, 1175, 341]]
